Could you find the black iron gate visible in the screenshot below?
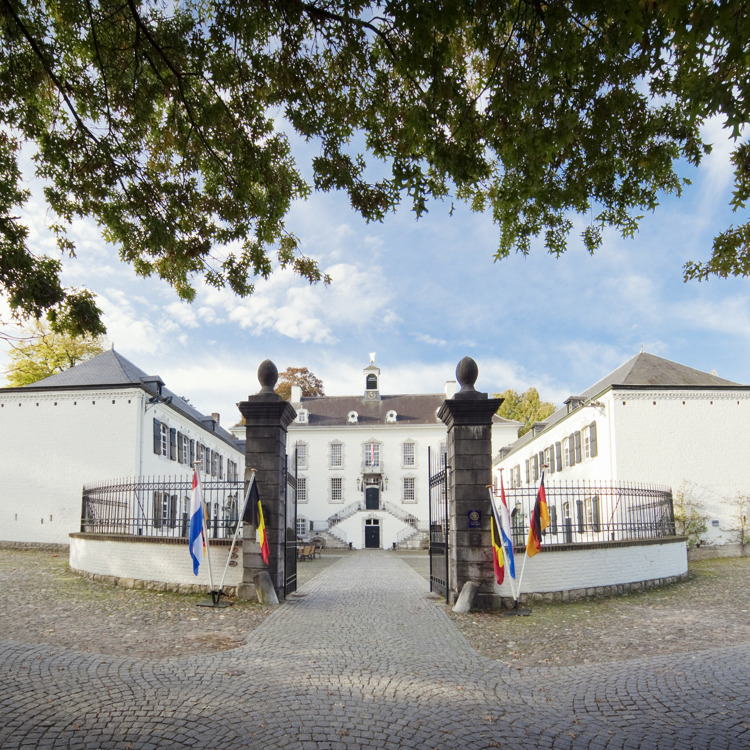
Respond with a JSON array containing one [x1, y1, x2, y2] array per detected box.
[[283, 451, 298, 597], [428, 446, 449, 602]]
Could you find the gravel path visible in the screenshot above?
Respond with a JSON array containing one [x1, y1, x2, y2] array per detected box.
[[1, 547, 748, 668]]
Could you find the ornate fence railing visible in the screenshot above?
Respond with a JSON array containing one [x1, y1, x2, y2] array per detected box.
[[494, 480, 675, 548], [81, 476, 244, 539]]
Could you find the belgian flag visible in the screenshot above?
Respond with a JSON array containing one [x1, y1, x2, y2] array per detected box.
[[490, 498, 505, 584]]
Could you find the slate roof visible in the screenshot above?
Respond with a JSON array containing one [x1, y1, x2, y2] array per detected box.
[[296, 393, 517, 427], [579, 351, 739, 399], [498, 351, 746, 456], [2, 348, 240, 449]]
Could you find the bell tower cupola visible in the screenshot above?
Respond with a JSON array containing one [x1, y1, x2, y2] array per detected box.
[[363, 353, 381, 402]]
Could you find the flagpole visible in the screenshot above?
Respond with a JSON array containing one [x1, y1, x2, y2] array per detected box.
[[217, 469, 257, 593], [196, 461, 216, 598], [486, 485, 517, 604], [513, 466, 547, 614]]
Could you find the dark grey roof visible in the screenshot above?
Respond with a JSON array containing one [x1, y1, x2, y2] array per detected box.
[[580, 351, 739, 399], [22, 348, 156, 388], [297, 393, 517, 427], [498, 351, 746, 458], [2, 349, 241, 450]]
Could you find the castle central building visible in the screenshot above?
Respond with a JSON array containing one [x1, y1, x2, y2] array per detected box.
[[285, 359, 520, 549]]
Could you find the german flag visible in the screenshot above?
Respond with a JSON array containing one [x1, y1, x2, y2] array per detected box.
[[526, 470, 550, 558], [490, 499, 505, 584]]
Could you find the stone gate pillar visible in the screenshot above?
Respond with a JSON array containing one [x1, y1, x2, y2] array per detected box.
[[438, 357, 503, 609], [237, 360, 296, 601]]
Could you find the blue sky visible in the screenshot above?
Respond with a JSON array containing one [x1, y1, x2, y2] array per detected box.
[[2, 116, 749, 428]]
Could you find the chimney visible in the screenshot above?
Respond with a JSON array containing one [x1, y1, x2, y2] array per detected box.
[[291, 385, 302, 403], [211, 412, 220, 426], [444, 380, 457, 399]]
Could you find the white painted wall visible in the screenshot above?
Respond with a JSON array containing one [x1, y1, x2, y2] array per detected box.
[[291, 419, 518, 548], [494, 388, 750, 544], [1, 389, 144, 544], [610, 390, 750, 543], [495, 540, 687, 598], [0, 388, 244, 545], [69, 535, 242, 590]]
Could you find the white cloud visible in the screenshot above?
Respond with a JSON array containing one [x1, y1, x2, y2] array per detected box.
[[98, 289, 163, 355]]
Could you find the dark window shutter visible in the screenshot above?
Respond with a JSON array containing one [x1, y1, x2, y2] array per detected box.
[[532, 454, 538, 481], [169, 428, 176, 461], [574, 431, 582, 463], [568, 435, 576, 466], [153, 492, 162, 529], [549, 505, 558, 534], [177, 432, 184, 464], [170, 495, 178, 528], [592, 494, 601, 532], [153, 419, 161, 454], [189, 440, 195, 466], [219, 456, 224, 479], [525, 459, 530, 484], [555, 442, 562, 472], [577, 500, 585, 533], [589, 422, 598, 457]]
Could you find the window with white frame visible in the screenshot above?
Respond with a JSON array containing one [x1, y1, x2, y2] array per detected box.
[[296, 516, 308, 539], [160, 423, 169, 457], [402, 441, 415, 467], [329, 442, 343, 469], [296, 442, 308, 469], [363, 441, 380, 468], [402, 476, 416, 503], [563, 439, 571, 469], [330, 477, 343, 503], [297, 477, 308, 503], [583, 427, 591, 459], [180, 434, 189, 464]]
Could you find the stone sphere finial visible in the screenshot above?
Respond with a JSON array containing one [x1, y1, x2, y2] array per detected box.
[[456, 356, 478, 390], [257, 359, 279, 394], [454, 356, 485, 400]]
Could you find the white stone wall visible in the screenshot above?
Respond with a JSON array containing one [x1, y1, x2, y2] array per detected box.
[[0, 389, 144, 544], [291, 424, 441, 539], [609, 390, 750, 543], [494, 388, 750, 544], [69, 535, 242, 590], [291, 419, 517, 548], [0, 388, 244, 545], [495, 540, 687, 599]]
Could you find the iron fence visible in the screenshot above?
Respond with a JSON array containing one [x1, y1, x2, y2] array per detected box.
[[81, 476, 244, 539], [494, 480, 675, 547]]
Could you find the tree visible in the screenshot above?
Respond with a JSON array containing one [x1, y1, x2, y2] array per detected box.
[[673, 482, 709, 548], [722, 492, 749, 555], [4, 321, 107, 386], [493, 387, 556, 437], [275, 367, 325, 401], [2, 2, 750, 335]]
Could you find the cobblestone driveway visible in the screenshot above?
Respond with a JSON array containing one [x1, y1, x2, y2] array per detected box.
[[1, 551, 748, 749]]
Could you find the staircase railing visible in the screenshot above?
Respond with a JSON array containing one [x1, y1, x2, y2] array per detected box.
[[381, 500, 419, 527], [327, 500, 363, 526]]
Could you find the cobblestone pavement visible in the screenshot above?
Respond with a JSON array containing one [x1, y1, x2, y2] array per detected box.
[[2, 551, 749, 749]]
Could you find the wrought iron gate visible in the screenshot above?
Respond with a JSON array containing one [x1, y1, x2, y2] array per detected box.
[[428, 446, 449, 602], [283, 451, 298, 597]]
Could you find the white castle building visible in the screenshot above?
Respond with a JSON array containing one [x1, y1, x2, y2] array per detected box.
[[493, 351, 750, 546], [0, 348, 244, 546], [283, 360, 520, 550]]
